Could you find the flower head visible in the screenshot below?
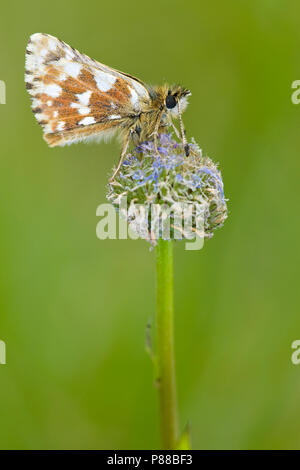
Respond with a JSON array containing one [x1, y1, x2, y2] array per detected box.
[[107, 134, 227, 245]]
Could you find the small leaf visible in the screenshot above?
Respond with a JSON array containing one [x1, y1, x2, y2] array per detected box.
[[176, 424, 192, 450]]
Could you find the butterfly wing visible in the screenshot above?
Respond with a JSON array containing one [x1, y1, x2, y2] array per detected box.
[[25, 33, 151, 146]]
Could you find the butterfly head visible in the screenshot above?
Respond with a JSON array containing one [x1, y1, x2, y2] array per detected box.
[[164, 86, 191, 117]]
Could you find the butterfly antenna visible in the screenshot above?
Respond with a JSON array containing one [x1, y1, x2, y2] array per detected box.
[[177, 100, 189, 156]]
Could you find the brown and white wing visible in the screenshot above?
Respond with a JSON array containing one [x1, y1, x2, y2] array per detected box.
[[25, 33, 151, 147]]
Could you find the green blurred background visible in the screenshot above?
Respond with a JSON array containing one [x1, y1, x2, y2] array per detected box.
[[1, 0, 300, 450]]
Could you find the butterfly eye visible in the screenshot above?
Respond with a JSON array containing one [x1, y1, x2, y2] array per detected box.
[[165, 94, 177, 109]]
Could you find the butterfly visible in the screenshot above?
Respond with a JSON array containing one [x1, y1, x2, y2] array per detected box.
[[25, 33, 191, 180]]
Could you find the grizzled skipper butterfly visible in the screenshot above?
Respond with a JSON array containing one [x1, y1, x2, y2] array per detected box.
[[25, 33, 191, 180]]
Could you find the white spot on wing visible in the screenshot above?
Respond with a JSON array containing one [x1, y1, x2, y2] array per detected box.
[[79, 116, 96, 126], [48, 39, 58, 51], [78, 107, 90, 115], [76, 90, 92, 106], [64, 62, 82, 78], [56, 121, 65, 131], [130, 88, 139, 108], [94, 70, 116, 92], [109, 114, 121, 120], [70, 103, 90, 116], [131, 80, 149, 99], [25, 73, 34, 84], [44, 84, 62, 98]]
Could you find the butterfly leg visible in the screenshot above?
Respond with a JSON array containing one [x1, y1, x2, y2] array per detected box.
[[169, 117, 181, 140], [109, 132, 131, 182], [151, 110, 165, 156], [153, 132, 159, 156]]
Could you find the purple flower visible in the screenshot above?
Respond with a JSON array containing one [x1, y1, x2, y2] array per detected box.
[[107, 133, 228, 243]]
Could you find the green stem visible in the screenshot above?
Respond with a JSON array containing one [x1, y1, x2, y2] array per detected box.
[[156, 239, 178, 449]]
